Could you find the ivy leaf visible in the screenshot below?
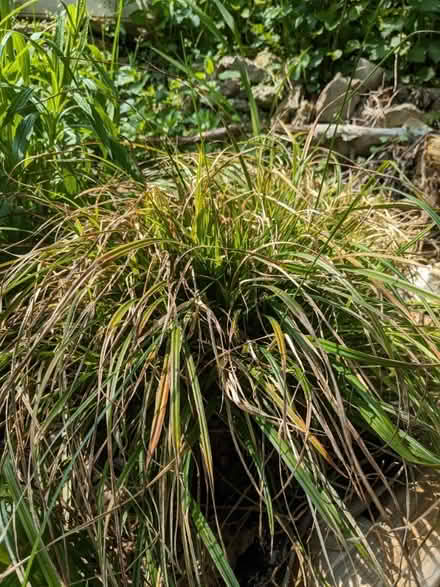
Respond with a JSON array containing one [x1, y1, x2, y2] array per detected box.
[[328, 49, 343, 61], [412, 0, 440, 13], [204, 56, 215, 76], [428, 43, 440, 63], [218, 70, 240, 80], [408, 44, 427, 63], [419, 66, 436, 82]]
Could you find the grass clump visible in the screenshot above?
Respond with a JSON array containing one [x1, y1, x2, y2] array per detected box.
[[1, 137, 440, 585]]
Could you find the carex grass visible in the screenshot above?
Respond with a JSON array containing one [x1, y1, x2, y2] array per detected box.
[[1, 134, 440, 585]]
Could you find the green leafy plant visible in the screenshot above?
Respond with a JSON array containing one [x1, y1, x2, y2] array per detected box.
[[130, 0, 440, 89], [0, 0, 144, 197]]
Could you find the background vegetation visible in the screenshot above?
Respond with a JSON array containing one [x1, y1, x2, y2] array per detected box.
[[131, 0, 440, 86]]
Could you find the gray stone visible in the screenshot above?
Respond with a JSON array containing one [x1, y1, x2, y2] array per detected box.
[[316, 73, 362, 122], [216, 56, 266, 85], [304, 470, 440, 586], [252, 84, 280, 110], [274, 87, 303, 123], [293, 99, 315, 126], [382, 103, 425, 127], [230, 98, 249, 113], [219, 78, 242, 99], [425, 88, 440, 112], [353, 58, 385, 91], [253, 49, 281, 72], [408, 263, 440, 296], [395, 86, 440, 111]]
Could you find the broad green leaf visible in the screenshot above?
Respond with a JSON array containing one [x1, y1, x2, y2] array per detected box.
[[212, 0, 240, 48], [428, 43, 440, 63], [204, 56, 215, 75], [181, 1, 224, 45], [11, 32, 30, 83], [5, 87, 34, 118], [12, 112, 38, 164]]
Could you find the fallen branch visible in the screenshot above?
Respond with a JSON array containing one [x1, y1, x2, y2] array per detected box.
[[280, 120, 432, 140], [130, 120, 435, 157], [133, 124, 250, 147]]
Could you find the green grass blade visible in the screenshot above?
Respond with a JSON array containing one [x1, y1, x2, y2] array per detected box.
[[238, 64, 260, 136], [170, 325, 183, 458], [12, 112, 39, 164], [354, 387, 440, 466], [0, 0, 37, 28], [183, 456, 240, 587], [2, 460, 61, 586], [314, 337, 435, 368], [211, 0, 242, 51], [184, 348, 214, 487], [182, 1, 225, 45], [256, 415, 349, 536]]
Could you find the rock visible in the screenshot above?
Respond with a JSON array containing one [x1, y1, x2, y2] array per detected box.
[[252, 84, 280, 110], [424, 88, 440, 112], [382, 103, 425, 127], [219, 78, 242, 99], [304, 469, 440, 586], [274, 87, 302, 123], [229, 98, 249, 113], [216, 56, 266, 85], [316, 73, 362, 122], [395, 86, 440, 111], [254, 49, 281, 72], [408, 263, 440, 296], [293, 99, 315, 126], [432, 95, 440, 113], [353, 58, 384, 92]]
